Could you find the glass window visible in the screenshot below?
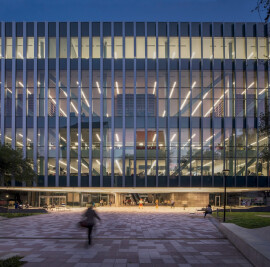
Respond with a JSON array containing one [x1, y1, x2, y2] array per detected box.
[[258, 37, 267, 59], [38, 37, 45, 59], [203, 37, 212, 59], [92, 37, 100, 58], [27, 37, 34, 59], [158, 37, 167, 59], [192, 37, 201, 58], [16, 37, 23, 59], [247, 37, 257, 59], [125, 37, 134, 58], [49, 37, 56, 58], [81, 37, 89, 59], [59, 37, 67, 58], [5, 37, 12, 59], [114, 37, 122, 59], [103, 37, 111, 58], [225, 38, 235, 59], [236, 38, 245, 59], [70, 37, 78, 58], [169, 37, 179, 59], [136, 37, 145, 58], [214, 37, 223, 59], [0, 37, 1, 58], [181, 37, 190, 58], [147, 37, 156, 59]]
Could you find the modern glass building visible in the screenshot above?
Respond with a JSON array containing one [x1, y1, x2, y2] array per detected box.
[[0, 22, 270, 207]]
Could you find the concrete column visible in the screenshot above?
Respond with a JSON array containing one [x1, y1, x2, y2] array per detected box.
[[114, 193, 120, 206]]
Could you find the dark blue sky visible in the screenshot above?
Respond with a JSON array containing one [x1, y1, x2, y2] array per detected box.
[[0, 0, 264, 22]]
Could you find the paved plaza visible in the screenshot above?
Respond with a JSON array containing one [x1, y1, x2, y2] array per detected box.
[[0, 207, 251, 266]]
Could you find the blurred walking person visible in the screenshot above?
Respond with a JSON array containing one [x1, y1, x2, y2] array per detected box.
[[170, 199, 175, 208], [139, 198, 143, 209], [155, 199, 159, 209], [81, 206, 101, 246]]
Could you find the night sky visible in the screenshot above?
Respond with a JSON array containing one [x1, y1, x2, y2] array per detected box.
[[0, 0, 264, 22]]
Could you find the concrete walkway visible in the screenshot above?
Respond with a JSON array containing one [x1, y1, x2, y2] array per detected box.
[[0, 207, 251, 266], [218, 223, 270, 267]]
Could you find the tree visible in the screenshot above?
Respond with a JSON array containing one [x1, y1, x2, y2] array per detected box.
[[0, 144, 36, 186], [253, 0, 270, 22], [259, 108, 270, 164]]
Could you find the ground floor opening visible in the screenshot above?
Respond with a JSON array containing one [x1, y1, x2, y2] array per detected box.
[[1, 188, 269, 209]]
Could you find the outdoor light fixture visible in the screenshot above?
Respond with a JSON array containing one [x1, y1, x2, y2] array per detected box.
[[222, 169, 230, 222]]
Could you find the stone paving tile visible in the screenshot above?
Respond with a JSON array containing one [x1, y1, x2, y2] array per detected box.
[[0, 207, 251, 266]]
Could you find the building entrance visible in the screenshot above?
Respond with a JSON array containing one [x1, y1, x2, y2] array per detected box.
[[39, 196, 66, 207], [215, 195, 221, 207], [120, 193, 171, 206]]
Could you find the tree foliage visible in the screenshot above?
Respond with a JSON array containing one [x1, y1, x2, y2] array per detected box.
[[0, 144, 36, 186], [253, 0, 270, 22]]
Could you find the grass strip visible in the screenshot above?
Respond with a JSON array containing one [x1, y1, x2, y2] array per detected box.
[[0, 256, 26, 267], [213, 211, 270, 229]]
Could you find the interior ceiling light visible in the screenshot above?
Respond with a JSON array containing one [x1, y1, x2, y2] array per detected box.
[[96, 81, 101, 94], [170, 134, 176, 142], [115, 160, 122, 174], [71, 102, 79, 114], [204, 89, 228, 117], [153, 81, 156, 95], [116, 81, 119, 94], [162, 110, 166, 117], [96, 133, 101, 142], [169, 81, 176, 99], [81, 90, 90, 107]]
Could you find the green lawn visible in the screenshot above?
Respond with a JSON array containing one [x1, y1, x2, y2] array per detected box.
[[0, 256, 26, 267], [0, 213, 44, 219], [213, 211, 270, 229]]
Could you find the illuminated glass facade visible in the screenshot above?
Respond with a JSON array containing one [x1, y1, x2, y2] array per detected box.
[[0, 22, 270, 190]]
